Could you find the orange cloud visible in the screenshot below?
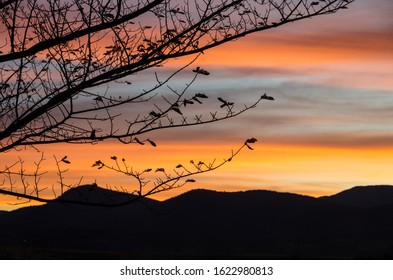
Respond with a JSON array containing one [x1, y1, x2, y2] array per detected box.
[[193, 27, 393, 67], [2, 139, 393, 210], [2, 0, 392, 211]]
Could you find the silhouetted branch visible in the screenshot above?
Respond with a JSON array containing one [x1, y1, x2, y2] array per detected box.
[[0, 139, 257, 206], [0, 153, 48, 204], [0, 0, 354, 153], [0, 0, 355, 205], [89, 138, 259, 206]]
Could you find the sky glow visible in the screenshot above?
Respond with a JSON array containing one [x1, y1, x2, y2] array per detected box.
[[1, 0, 392, 210]]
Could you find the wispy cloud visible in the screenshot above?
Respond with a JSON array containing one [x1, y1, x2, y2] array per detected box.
[[2, 0, 393, 209]]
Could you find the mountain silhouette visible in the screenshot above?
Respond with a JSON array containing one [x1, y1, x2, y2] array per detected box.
[[320, 185, 393, 207], [53, 184, 158, 207], [1, 185, 393, 259]]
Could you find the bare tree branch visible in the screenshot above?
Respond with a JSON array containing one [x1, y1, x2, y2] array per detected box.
[[0, 139, 257, 206], [0, 0, 355, 205]]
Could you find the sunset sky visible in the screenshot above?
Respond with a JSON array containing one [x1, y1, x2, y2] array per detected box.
[[1, 0, 393, 210]]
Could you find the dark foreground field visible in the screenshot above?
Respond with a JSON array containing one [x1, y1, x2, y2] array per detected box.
[[1, 185, 393, 259]]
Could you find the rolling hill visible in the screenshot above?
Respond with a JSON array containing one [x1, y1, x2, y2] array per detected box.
[[320, 185, 393, 207], [1, 185, 393, 259]]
